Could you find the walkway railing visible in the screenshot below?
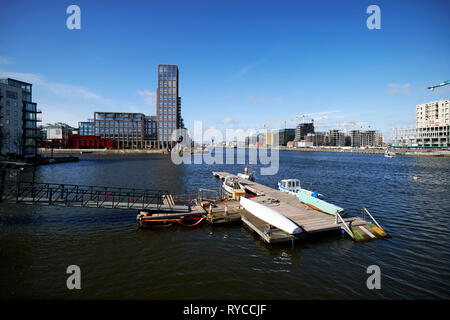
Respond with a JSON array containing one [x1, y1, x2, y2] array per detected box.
[[1, 181, 176, 211]]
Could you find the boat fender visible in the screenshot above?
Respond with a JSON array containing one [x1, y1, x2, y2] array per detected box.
[[312, 191, 319, 198]]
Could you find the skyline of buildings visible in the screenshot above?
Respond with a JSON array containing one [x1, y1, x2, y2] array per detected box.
[[392, 99, 450, 148], [1, 73, 448, 155]]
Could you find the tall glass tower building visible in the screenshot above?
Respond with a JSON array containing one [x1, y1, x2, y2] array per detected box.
[[157, 64, 179, 149]]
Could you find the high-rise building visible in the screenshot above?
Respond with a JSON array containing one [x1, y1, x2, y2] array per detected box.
[[327, 129, 345, 147], [392, 100, 449, 148], [157, 64, 180, 149], [0, 78, 41, 157], [294, 122, 314, 141], [416, 100, 450, 127], [273, 128, 296, 146]]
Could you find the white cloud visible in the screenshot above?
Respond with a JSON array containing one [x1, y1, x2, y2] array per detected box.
[[137, 90, 156, 107], [0, 56, 13, 65], [247, 95, 283, 105], [0, 70, 113, 105], [231, 59, 265, 79], [388, 83, 411, 96], [223, 118, 237, 124]]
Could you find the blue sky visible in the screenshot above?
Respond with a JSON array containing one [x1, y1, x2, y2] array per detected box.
[[1, 0, 449, 140]]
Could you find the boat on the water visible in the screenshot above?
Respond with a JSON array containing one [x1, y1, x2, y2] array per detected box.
[[240, 197, 303, 235], [384, 149, 395, 158], [278, 179, 323, 198], [297, 192, 344, 216]]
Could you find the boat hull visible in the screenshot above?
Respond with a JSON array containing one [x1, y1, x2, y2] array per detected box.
[[297, 192, 344, 216], [240, 197, 303, 235]]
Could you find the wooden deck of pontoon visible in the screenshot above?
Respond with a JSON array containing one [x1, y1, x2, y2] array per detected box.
[[213, 171, 389, 243]]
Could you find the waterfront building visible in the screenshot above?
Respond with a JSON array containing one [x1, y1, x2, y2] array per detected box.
[[273, 128, 295, 146], [94, 112, 145, 149], [327, 129, 345, 147], [144, 115, 158, 149], [157, 64, 182, 149], [392, 99, 449, 148], [264, 131, 274, 147], [78, 119, 94, 136], [42, 122, 75, 140], [416, 100, 450, 127], [0, 78, 41, 157], [305, 132, 326, 146], [294, 122, 314, 142], [349, 130, 383, 147]]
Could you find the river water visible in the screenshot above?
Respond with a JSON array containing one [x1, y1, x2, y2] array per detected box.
[[0, 150, 449, 299]]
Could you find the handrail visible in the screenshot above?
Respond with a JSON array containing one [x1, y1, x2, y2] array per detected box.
[[362, 207, 384, 230], [335, 211, 355, 239]]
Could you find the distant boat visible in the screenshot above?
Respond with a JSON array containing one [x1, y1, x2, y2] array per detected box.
[[278, 179, 323, 198], [297, 192, 344, 216], [384, 149, 395, 158]]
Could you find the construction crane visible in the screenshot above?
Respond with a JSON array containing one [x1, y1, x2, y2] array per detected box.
[[314, 121, 357, 129], [428, 80, 450, 92], [263, 110, 340, 130]]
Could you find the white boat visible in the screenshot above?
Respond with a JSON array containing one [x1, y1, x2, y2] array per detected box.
[[384, 150, 395, 158], [278, 179, 323, 198], [237, 172, 255, 181], [240, 197, 303, 235], [222, 176, 241, 194]]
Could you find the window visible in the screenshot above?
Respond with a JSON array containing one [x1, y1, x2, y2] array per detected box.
[[6, 90, 18, 99]]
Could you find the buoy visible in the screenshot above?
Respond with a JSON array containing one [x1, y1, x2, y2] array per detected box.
[[245, 167, 248, 175], [208, 204, 212, 214], [413, 177, 418, 181], [224, 204, 228, 216]]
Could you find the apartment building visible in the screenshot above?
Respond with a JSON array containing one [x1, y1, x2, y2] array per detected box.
[[0, 78, 41, 157]]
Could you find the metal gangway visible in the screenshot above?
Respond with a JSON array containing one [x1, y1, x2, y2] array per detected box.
[[0, 181, 190, 212]]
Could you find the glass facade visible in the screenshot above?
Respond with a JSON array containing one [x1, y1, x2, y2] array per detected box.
[[94, 112, 145, 149], [79, 120, 95, 136], [157, 64, 178, 148], [0, 78, 40, 157]]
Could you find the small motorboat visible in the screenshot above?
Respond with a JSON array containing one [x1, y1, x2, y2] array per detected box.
[[237, 172, 255, 181], [384, 149, 395, 158], [222, 176, 241, 195], [278, 179, 323, 198]]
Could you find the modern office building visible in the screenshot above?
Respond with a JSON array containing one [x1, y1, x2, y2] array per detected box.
[[0, 78, 41, 157], [273, 128, 295, 146], [88, 64, 183, 150], [294, 122, 314, 141], [78, 119, 94, 136], [94, 112, 145, 149], [157, 64, 181, 149], [144, 115, 158, 149]]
